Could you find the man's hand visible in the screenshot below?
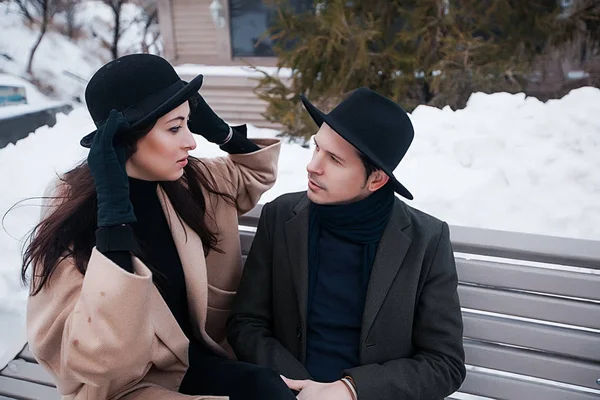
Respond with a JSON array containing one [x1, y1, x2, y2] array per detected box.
[[281, 376, 354, 400]]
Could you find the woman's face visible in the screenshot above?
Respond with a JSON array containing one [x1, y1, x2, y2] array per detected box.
[[125, 102, 196, 181]]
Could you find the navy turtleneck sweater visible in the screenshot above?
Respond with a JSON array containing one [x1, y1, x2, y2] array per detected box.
[[305, 229, 366, 382], [304, 185, 395, 382]]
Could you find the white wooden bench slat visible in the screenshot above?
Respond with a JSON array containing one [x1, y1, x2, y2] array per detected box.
[[0, 359, 55, 387], [0, 376, 60, 400], [446, 393, 495, 400], [239, 231, 255, 254], [462, 311, 600, 362], [456, 257, 600, 301], [16, 347, 35, 364], [464, 339, 600, 390], [459, 367, 600, 400], [458, 284, 600, 330], [448, 225, 600, 270]]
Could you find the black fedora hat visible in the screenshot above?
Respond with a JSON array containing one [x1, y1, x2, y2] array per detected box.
[[301, 87, 415, 200], [80, 53, 203, 148]]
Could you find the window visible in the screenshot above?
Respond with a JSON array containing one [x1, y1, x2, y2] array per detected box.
[[228, 0, 313, 57]]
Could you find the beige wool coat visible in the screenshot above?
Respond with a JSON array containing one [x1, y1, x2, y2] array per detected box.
[[26, 139, 281, 400]]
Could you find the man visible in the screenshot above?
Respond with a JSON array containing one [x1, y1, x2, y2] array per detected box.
[[227, 87, 466, 400]]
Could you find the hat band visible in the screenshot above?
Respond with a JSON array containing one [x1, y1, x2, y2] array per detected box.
[[94, 80, 186, 128]]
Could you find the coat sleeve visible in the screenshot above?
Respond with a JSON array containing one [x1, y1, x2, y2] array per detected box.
[[344, 222, 466, 400], [200, 137, 281, 215], [26, 249, 156, 388], [227, 202, 312, 379]]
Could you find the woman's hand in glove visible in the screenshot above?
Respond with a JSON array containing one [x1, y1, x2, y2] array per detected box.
[[87, 109, 136, 228], [187, 92, 232, 145]]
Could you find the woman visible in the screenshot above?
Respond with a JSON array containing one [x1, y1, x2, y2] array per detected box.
[[21, 54, 294, 400]]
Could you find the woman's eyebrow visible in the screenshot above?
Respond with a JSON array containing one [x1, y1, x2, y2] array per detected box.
[[166, 116, 185, 123]]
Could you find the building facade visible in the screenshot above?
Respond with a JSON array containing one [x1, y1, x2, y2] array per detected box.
[[157, 0, 304, 127]]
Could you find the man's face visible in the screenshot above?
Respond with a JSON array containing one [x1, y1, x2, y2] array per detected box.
[[306, 123, 388, 205]]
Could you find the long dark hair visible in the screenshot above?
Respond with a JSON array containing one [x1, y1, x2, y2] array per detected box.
[[21, 124, 238, 296]]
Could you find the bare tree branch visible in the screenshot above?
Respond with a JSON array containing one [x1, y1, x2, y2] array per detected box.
[[13, 0, 35, 24], [102, 0, 128, 59], [26, 0, 50, 75]]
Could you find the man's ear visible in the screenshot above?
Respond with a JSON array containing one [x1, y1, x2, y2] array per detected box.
[[366, 170, 390, 192]]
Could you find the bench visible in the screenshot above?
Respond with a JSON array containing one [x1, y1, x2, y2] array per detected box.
[[2, 204, 600, 399]]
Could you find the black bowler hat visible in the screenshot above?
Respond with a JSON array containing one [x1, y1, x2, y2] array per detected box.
[[80, 53, 203, 148], [301, 87, 415, 200]]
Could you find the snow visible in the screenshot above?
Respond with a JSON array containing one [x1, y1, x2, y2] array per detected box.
[[399, 88, 600, 240]]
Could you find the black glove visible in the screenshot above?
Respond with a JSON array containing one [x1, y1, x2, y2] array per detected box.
[[87, 109, 136, 228], [187, 92, 231, 144]]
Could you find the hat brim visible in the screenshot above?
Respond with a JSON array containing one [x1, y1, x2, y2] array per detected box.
[[80, 74, 204, 148], [300, 95, 413, 200]]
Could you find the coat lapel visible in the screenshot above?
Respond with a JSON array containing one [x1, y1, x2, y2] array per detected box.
[[361, 199, 412, 344], [284, 195, 311, 356], [156, 187, 230, 359]]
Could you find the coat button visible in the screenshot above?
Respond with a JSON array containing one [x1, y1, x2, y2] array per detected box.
[[296, 326, 302, 338]]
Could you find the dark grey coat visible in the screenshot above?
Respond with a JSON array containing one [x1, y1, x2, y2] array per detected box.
[[227, 192, 466, 400]]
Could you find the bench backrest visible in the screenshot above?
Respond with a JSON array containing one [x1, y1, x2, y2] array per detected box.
[[239, 204, 600, 400]]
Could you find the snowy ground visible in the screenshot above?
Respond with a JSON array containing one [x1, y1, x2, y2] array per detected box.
[[1, 87, 599, 368]]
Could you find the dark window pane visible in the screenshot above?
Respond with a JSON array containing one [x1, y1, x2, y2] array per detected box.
[[229, 0, 313, 57]]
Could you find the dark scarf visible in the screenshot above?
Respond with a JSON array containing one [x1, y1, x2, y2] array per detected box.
[[307, 183, 395, 306]]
